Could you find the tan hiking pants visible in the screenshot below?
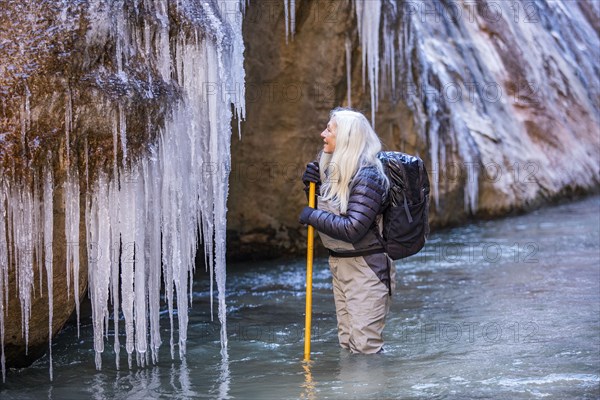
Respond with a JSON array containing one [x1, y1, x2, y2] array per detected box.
[[328, 255, 394, 354]]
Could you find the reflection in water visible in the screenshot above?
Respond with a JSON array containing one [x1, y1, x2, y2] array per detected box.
[[300, 360, 316, 400], [214, 347, 231, 400], [1, 197, 598, 399], [337, 352, 388, 398], [176, 359, 197, 399], [120, 368, 161, 400], [83, 360, 198, 399], [91, 373, 107, 400], [145, 368, 161, 399]]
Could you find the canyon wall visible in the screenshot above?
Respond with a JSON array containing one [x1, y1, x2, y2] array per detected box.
[[228, 0, 599, 260]]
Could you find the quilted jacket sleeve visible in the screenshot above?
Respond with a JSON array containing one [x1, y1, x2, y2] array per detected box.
[[306, 166, 386, 243]]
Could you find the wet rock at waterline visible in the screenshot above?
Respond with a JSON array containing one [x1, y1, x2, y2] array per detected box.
[[228, 0, 600, 259]]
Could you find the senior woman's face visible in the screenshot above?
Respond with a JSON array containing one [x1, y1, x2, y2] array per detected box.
[[320, 119, 337, 153]]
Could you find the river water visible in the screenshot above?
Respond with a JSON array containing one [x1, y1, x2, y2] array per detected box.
[[1, 196, 599, 399]]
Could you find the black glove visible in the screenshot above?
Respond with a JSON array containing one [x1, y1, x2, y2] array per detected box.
[[299, 206, 315, 225], [302, 161, 320, 187]]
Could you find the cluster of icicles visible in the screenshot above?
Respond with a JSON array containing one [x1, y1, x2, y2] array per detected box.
[[0, 0, 245, 381]]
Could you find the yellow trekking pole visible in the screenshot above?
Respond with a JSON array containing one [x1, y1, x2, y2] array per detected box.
[[304, 182, 316, 361]]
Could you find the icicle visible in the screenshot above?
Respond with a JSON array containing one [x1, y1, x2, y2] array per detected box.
[[143, 20, 153, 96], [24, 84, 31, 150], [389, 33, 395, 95], [354, 0, 381, 125], [67, 173, 80, 337], [43, 167, 54, 381], [206, 39, 231, 350], [345, 36, 352, 107], [115, 1, 125, 76], [32, 173, 43, 298], [119, 171, 136, 369], [159, 133, 175, 360], [65, 88, 72, 166], [85, 138, 89, 193], [382, 16, 395, 95], [9, 186, 35, 354], [453, 119, 480, 214], [108, 177, 120, 370], [89, 173, 112, 370], [290, 0, 295, 41], [381, 1, 397, 97], [156, 0, 171, 82], [112, 112, 119, 179], [64, 170, 78, 306], [0, 177, 7, 382], [430, 116, 440, 209], [283, 0, 296, 43], [118, 104, 127, 168], [84, 139, 95, 345], [217, 347, 231, 399], [229, 0, 247, 137], [65, 173, 71, 299], [160, 110, 189, 360], [145, 158, 162, 365], [283, 0, 289, 44], [133, 166, 147, 367], [65, 171, 81, 335]]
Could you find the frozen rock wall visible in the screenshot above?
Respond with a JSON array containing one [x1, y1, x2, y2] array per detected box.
[[0, 0, 245, 378]]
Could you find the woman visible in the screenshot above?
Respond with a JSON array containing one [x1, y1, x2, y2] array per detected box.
[[299, 107, 395, 354]]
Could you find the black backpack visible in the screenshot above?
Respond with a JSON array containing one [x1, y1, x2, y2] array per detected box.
[[377, 151, 431, 260]]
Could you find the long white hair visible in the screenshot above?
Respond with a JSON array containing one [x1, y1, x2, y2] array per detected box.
[[319, 108, 388, 214]]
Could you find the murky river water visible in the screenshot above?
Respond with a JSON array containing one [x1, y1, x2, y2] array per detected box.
[[1, 196, 599, 399]]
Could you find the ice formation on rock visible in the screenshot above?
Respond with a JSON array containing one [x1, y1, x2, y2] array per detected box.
[[0, 0, 246, 379]]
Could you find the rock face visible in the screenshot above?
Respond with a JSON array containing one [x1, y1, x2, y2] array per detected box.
[[227, 0, 600, 260]]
